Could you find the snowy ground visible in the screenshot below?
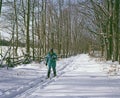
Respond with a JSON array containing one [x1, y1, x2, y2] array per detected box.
[[0, 54, 120, 98]]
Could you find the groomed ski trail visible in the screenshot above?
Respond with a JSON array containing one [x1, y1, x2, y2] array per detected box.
[[4, 54, 120, 98]]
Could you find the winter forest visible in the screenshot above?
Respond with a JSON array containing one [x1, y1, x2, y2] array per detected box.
[[0, 0, 120, 98], [0, 0, 119, 63]]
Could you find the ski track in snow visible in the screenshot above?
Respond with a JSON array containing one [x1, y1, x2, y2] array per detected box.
[[0, 54, 120, 98], [14, 59, 74, 98], [0, 55, 74, 98]]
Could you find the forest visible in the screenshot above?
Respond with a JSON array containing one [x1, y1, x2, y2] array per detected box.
[[0, 0, 120, 64]]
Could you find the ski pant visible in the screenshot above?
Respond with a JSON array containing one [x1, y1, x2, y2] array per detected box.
[[47, 65, 56, 78]]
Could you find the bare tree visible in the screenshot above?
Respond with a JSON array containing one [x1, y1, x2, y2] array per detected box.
[[2, 0, 118, 62], [13, 0, 19, 56], [88, 0, 120, 62], [26, 0, 31, 55], [0, 0, 2, 14], [31, 0, 35, 60]]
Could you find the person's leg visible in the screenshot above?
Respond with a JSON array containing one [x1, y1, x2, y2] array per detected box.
[[52, 65, 56, 77], [47, 65, 51, 78]]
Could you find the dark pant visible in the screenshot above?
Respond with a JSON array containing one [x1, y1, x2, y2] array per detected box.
[[47, 65, 56, 78]]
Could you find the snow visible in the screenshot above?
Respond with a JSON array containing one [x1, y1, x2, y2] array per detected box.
[[0, 54, 120, 98]]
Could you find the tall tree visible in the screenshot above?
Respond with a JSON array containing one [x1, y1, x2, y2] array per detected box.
[[26, 0, 31, 55], [14, 0, 19, 56], [113, 0, 120, 61], [41, 0, 47, 55], [0, 0, 2, 14], [31, 0, 35, 60]]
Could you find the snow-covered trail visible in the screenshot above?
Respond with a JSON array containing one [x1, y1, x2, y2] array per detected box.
[[14, 54, 120, 98]]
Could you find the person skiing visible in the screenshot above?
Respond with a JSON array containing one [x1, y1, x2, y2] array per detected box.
[[45, 48, 57, 78]]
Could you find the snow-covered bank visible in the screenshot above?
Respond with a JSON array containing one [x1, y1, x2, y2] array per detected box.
[[0, 63, 44, 98], [0, 54, 120, 98]]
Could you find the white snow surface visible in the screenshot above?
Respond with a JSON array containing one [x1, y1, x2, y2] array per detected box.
[[0, 54, 120, 98]]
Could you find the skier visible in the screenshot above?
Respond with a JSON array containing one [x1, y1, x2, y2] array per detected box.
[[45, 48, 57, 78]]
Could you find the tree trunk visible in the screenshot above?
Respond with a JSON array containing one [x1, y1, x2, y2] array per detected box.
[[32, 0, 35, 60], [26, 0, 30, 55], [113, 0, 120, 61], [0, 0, 2, 15], [41, 0, 47, 55], [14, 0, 19, 56]]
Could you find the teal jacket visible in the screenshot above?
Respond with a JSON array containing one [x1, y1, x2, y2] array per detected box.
[[46, 52, 57, 67]]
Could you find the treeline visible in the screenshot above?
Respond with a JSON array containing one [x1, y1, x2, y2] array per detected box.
[[0, 39, 25, 47], [0, 0, 96, 60], [0, 0, 119, 63], [88, 0, 120, 63], [0, 39, 10, 46]]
